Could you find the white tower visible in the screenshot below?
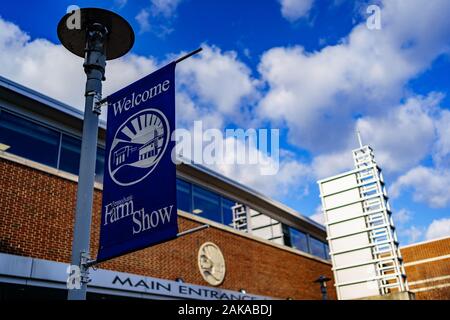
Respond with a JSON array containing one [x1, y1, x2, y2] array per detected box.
[[317, 134, 408, 300]]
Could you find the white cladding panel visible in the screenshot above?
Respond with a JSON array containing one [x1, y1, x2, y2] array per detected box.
[[271, 223, 283, 238], [336, 264, 377, 284], [338, 282, 380, 300], [333, 248, 373, 266], [319, 147, 407, 300], [321, 174, 358, 195], [250, 214, 272, 229], [325, 202, 364, 224], [329, 217, 367, 238], [330, 233, 370, 253], [249, 208, 260, 217], [323, 188, 360, 210], [252, 226, 273, 239]]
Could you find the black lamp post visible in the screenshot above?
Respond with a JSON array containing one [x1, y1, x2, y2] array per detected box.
[[314, 275, 332, 300]]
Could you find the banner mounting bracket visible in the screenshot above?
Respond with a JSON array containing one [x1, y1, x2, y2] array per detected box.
[[175, 47, 203, 64], [82, 224, 209, 269]]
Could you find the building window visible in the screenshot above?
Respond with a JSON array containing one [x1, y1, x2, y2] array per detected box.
[[59, 134, 81, 175], [283, 225, 309, 253], [192, 185, 221, 223], [310, 236, 327, 260], [221, 197, 235, 227], [95, 147, 105, 183], [0, 108, 105, 181], [0, 110, 59, 167], [325, 243, 330, 260], [176, 178, 192, 213], [176, 178, 240, 227]]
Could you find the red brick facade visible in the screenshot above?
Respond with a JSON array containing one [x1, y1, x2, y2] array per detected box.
[[0, 157, 336, 300], [3, 155, 448, 300], [401, 237, 450, 300]]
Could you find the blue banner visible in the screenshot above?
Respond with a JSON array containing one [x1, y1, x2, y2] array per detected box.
[[97, 62, 178, 262]]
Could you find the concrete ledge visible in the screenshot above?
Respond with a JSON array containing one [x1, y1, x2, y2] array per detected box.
[[359, 291, 416, 300]]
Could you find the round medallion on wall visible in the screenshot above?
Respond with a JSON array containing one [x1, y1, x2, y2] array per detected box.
[[198, 242, 226, 286]]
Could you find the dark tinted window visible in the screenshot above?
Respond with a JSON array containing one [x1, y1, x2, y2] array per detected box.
[[0, 110, 59, 167], [59, 135, 105, 182], [59, 134, 81, 175], [192, 185, 221, 223], [283, 225, 310, 253], [310, 237, 327, 259], [325, 243, 330, 260], [95, 147, 105, 183], [176, 178, 192, 213], [222, 197, 236, 227]]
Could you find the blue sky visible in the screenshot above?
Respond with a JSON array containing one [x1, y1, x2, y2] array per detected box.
[[0, 0, 449, 245]]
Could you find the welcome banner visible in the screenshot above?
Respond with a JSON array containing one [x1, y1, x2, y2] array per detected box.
[[97, 62, 178, 262]]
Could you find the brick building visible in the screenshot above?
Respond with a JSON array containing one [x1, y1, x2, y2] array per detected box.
[[401, 237, 450, 299], [0, 75, 448, 300], [0, 75, 334, 300]]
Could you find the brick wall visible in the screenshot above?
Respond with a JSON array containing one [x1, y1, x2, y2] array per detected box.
[[401, 237, 450, 300], [0, 157, 336, 300]]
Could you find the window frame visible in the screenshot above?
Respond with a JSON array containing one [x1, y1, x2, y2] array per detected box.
[[0, 107, 106, 179], [176, 177, 240, 226]]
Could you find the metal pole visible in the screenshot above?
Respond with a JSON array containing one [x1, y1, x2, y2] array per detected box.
[[320, 282, 328, 300], [68, 23, 108, 300], [314, 275, 331, 301], [357, 130, 364, 148]]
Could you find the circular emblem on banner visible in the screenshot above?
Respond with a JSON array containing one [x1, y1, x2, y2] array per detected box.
[[198, 242, 226, 286], [108, 108, 170, 186]]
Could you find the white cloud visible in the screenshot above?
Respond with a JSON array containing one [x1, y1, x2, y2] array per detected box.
[[258, 0, 450, 155], [135, 9, 151, 33], [279, 0, 315, 22], [310, 205, 325, 225], [311, 93, 442, 179], [0, 15, 300, 201], [175, 92, 224, 129], [1, 1, 450, 215], [400, 225, 424, 244], [433, 109, 450, 168], [0, 17, 82, 106], [151, 0, 183, 17], [312, 149, 353, 179], [257, 0, 450, 205], [174, 128, 311, 199], [0, 17, 258, 129], [391, 166, 450, 208], [0, 16, 159, 121], [426, 218, 450, 240], [177, 45, 258, 120], [114, 0, 128, 9], [394, 209, 412, 225], [356, 94, 439, 173], [211, 141, 311, 198], [135, 0, 184, 35]]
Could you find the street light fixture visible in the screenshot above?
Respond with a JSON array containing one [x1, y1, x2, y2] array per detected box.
[[314, 275, 332, 300], [57, 7, 134, 300]]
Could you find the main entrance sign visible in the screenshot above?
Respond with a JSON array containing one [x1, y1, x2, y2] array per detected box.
[[97, 62, 178, 262]]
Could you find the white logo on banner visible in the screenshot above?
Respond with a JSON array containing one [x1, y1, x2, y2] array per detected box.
[[109, 109, 170, 186]]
